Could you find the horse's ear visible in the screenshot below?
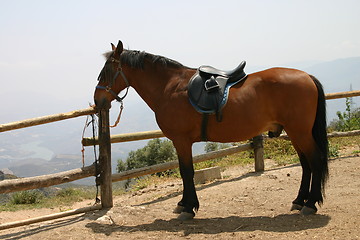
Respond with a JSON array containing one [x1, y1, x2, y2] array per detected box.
[[111, 43, 116, 51], [114, 40, 124, 58]]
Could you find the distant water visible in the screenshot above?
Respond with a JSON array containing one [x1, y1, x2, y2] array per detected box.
[[20, 141, 54, 160]]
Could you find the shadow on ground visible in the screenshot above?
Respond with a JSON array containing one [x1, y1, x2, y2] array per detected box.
[[85, 213, 330, 237]]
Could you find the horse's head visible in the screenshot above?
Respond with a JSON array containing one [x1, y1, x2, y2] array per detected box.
[[94, 40, 130, 110]]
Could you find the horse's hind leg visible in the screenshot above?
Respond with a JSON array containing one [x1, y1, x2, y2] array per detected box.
[[288, 133, 325, 215], [301, 148, 325, 215], [291, 153, 311, 211]]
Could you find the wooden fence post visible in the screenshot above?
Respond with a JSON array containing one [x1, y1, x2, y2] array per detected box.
[[98, 108, 113, 208], [252, 135, 264, 172]]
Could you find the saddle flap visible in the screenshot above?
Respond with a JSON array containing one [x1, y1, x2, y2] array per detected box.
[[188, 61, 247, 120]]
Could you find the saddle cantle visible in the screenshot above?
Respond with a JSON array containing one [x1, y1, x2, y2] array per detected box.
[[188, 61, 247, 122]]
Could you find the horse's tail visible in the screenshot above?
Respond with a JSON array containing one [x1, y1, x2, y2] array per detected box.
[[310, 75, 329, 203]]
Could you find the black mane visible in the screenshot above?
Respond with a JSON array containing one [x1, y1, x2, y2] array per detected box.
[[104, 49, 184, 69], [98, 49, 185, 83]]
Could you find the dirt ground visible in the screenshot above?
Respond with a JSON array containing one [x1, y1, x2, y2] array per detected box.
[[1, 149, 359, 240]]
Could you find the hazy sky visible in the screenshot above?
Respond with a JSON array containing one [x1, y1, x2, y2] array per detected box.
[[1, 0, 359, 123]]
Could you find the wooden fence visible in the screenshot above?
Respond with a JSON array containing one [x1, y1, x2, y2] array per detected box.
[[0, 90, 359, 230]]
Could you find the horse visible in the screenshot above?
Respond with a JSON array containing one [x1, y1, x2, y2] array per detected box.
[[94, 40, 329, 220]]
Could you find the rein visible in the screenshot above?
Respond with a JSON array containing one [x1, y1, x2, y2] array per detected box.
[[96, 57, 130, 128]]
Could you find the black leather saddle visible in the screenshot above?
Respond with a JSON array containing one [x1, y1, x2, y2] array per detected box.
[[188, 61, 247, 122]]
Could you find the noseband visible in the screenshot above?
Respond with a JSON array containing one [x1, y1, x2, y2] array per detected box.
[[96, 57, 130, 102]]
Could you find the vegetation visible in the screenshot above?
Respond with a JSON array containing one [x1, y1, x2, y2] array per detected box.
[[0, 187, 96, 212], [117, 138, 177, 177], [10, 190, 44, 205], [328, 97, 360, 132], [204, 142, 231, 153]]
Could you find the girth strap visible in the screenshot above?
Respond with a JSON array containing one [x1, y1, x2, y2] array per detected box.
[[201, 113, 209, 141]]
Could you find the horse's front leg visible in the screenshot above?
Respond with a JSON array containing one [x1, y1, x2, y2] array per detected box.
[[172, 140, 199, 220]]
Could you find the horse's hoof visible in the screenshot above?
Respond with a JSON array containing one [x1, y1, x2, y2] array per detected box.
[[173, 205, 185, 214], [300, 206, 317, 216], [290, 203, 303, 211], [177, 212, 195, 221]]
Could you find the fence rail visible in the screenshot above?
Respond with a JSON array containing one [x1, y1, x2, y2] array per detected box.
[[0, 165, 95, 194], [0, 205, 102, 231], [82, 130, 165, 146], [267, 129, 360, 141], [0, 107, 96, 133], [324, 90, 360, 100]]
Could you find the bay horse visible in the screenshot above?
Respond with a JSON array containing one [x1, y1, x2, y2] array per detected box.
[[94, 40, 329, 220]]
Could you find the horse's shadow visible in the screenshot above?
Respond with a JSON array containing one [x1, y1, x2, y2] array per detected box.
[[134, 163, 300, 207], [85, 213, 330, 236]]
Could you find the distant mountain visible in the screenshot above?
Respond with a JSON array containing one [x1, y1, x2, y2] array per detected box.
[[0, 169, 17, 180], [304, 57, 360, 93], [303, 57, 360, 121]]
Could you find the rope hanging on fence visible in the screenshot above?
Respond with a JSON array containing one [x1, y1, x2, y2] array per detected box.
[[80, 102, 125, 205], [81, 115, 91, 167], [91, 114, 101, 204], [81, 113, 101, 204]]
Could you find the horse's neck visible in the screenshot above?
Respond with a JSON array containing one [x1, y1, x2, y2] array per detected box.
[[126, 65, 176, 112]]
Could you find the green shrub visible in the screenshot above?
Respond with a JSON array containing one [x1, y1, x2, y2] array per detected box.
[[117, 139, 177, 177], [56, 188, 82, 198], [329, 143, 339, 158], [329, 97, 360, 132], [11, 190, 44, 205]]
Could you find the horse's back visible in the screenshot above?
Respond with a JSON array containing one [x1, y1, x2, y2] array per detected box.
[[248, 67, 315, 90], [241, 67, 317, 106], [247, 67, 318, 120], [208, 67, 318, 142]]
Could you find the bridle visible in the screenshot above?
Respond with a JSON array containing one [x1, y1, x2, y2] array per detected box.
[[95, 57, 130, 128], [96, 57, 130, 102]]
